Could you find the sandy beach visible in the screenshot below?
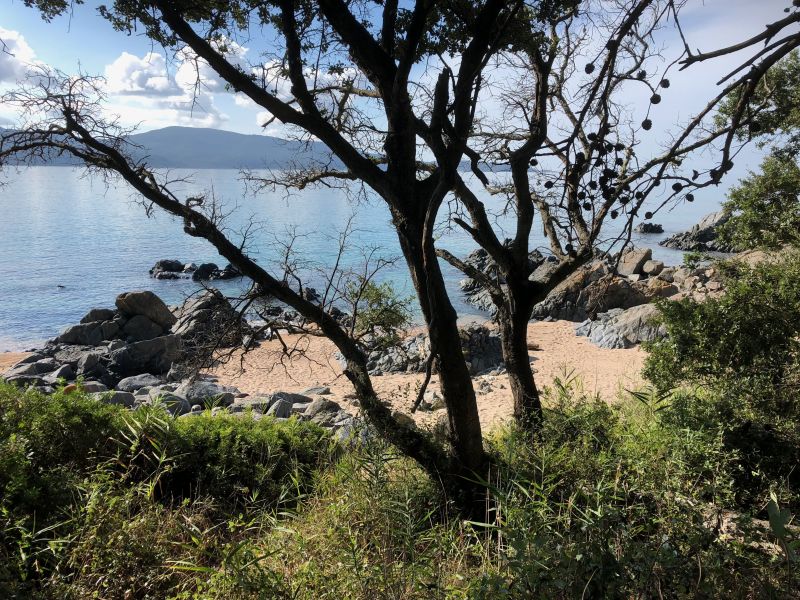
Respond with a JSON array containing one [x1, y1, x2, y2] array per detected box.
[[1, 321, 646, 429], [212, 320, 646, 429]]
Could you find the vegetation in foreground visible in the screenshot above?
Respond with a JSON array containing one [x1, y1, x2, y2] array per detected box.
[[1, 366, 797, 599]]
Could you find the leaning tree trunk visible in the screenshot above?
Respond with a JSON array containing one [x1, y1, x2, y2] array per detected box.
[[394, 214, 487, 482], [497, 289, 543, 433]]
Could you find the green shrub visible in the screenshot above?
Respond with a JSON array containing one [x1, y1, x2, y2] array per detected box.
[[644, 253, 800, 510]]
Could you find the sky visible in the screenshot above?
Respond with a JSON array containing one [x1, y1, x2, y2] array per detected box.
[[0, 0, 796, 163]]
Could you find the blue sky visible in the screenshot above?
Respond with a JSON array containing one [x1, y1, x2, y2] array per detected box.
[[0, 0, 796, 170]]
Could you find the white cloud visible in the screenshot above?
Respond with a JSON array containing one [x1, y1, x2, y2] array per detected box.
[[104, 51, 179, 96], [0, 28, 40, 83]]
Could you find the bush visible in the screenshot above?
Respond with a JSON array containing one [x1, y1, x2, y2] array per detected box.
[[644, 253, 800, 509], [717, 153, 800, 250]]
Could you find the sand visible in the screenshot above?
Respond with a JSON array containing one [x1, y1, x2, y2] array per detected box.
[[211, 320, 646, 429], [0, 322, 646, 429], [0, 352, 29, 371]]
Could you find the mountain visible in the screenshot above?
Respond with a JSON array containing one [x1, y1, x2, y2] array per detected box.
[[126, 126, 338, 169], [1, 126, 340, 170]]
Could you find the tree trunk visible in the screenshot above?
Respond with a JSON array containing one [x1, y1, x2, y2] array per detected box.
[[497, 299, 543, 433], [394, 215, 487, 480]]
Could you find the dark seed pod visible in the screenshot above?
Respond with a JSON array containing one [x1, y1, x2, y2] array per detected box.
[[601, 123, 612, 135], [583, 202, 592, 211], [565, 244, 574, 253], [660, 78, 670, 88], [615, 157, 624, 166], [589, 180, 598, 190], [605, 142, 614, 152], [672, 182, 683, 192], [578, 191, 587, 200], [611, 210, 619, 219], [623, 183, 631, 191], [594, 158, 604, 167], [576, 151, 586, 162], [599, 175, 609, 186], [587, 132, 598, 141], [544, 181, 554, 189], [635, 191, 644, 200], [686, 193, 695, 202], [642, 119, 652, 130], [636, 70, 646, 80], [615, 143, 625, 152], [749, 122, 762, 133], [650, 94, 661, 104], [654, 178, 662, 186], [606, 39, 617, 50], [530, 158, 538, 166], [645, 211, 653, 219], [585, 63, 596, 74], [602, 168, 615, 178]]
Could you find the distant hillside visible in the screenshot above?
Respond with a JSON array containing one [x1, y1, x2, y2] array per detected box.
[[127, 126, 338, 169], [1, 126, 341, 170]]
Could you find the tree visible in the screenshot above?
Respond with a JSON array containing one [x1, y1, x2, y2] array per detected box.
[[717, 152, 800, 250], [2, 0, 799, 510]]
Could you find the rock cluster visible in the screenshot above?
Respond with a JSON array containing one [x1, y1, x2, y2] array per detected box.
[[3, 289, 245, 393], [150, 259, 243, 281], [659, 211, 737, 253], [531, 248, 678, 322], [635, 222, 664, 234], [573, 262, 726, 348], [353, 324, 504, 376], [458, 245, 552, 314]]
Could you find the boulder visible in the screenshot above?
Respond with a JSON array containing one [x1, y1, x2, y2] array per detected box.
[[659, 211, 736, 252], [229, 396, 275, 413], [107, 334, 182, 377], [149, 259, 184, 277], [174, 379, 237, 407], [116, 373, 163, 393], [96, 390, 136, 408], [116, 291, 177, 329], [43, 363, 75, 384], [122, 315, 164, 342], [617, 247, 652, 277], [213, 263, 242, 280], [634, 222, 664, 234], [302, 386, 332, 396], [80, 308, 116, 324], [266, 398, 293, 418], [642, 260, 664, 276], [305, 397, 341, 419], [56, 322, 105, 346], [3, 357, 58, 379], [81, 381, 108, 393], [192, 263, 218, 281], [172, 289, 247, 349], [575, 303, 665, 349]]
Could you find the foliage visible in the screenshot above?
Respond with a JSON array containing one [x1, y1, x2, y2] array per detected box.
[[718, 50, 800, 156], [644, 252, 800, 509], [345, 277, 413, 349], [1, 377, 797, 597], [717, 153, 800, 250]]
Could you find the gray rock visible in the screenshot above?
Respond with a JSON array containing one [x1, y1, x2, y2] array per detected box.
[[229, 396, 275, 413], [80, 308, 116, 324], [634, 222, 664, 234], [149, 259, 184, 277], [174, 380, 237, 407], [575, 303, 665, 349], [172, 289, 247, 350], [76, 352, 102, 376], [266, 398, 293, 418], [659, 211, 736, 253], [43, 363, 75, 384], [116, 373, 163, 393], [153, 394, 191, 416], [123, 315, 164, 342], [617, 247, 652, 277], [305, 397, 341, 419], [96, 390, 136, 408], [56, 322, 105, 346], [81, 381, 108, 393], [4, 358, 58, 379], [115, 290, 177, 329], [192, 263, 218, 281], [107, 334, 182, 377], [642, 260, 664, 276], [302, 386, 332, 396]]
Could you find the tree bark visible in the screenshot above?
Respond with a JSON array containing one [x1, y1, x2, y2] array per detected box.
[[497, 301, 543, 432]]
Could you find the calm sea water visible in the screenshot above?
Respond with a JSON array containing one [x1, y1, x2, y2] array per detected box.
[[0, 167, 718, 351]]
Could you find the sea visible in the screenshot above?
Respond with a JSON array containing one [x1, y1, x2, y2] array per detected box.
[[0, 167, 718, 352]]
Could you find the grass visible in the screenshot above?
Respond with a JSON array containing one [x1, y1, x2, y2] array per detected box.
[[0, 376, 797, 598]]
